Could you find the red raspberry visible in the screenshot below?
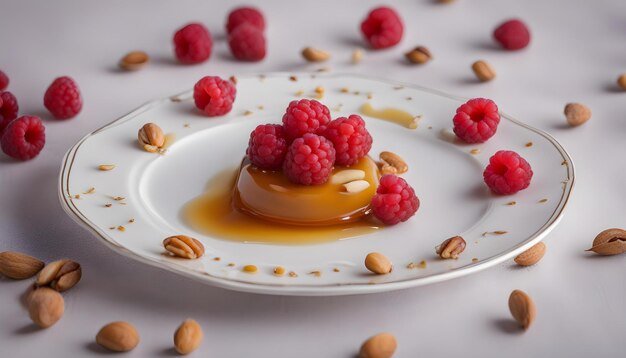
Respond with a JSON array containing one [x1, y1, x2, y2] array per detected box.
[[193, 76, 237, 117], [246, 124, 287, 170], [228, 23, 266, 62], [44, 76, 82, 120], [0, 70, 9, 90], [360, 7, 404, 49], [282, 99, 331, 142], [323, 115, 372, 166], [173, 23, 213, 64], [0, 91, 19, 136], [226, 7, 265, 33], [371, 175, 419, 225], [483, 150, 533, 195], [493, 19, 531, 50], [283, 133, 336, 185], [1, 115, 46, 161], [453, 98, 500, 143]]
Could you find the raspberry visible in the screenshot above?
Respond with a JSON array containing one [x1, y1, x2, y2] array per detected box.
[[193, 76, 237, 116], [371, 175, 419, 225], [483, 151, 532, 195], [1, 115, 46, 161], [282, 99, 331, 142], [360, 7, 404, 49], [226, 7, 265, 33], [246, 124, 287, 170], [323, 115, 372, 166], [44, 76, 82, 120], [228, 23, 266, 62], [452, 98, 500, 143], [282, 133, 336, 185], [0, 91, 19, 136], [173, 23, 213, 64], [493, 19, 531, 50], [0, 70, 9, 90]]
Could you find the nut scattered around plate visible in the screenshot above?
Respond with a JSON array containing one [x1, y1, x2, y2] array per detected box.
[[96, 321, 140, 352], [514, 242, 546, 266], [508, 289, 536, 330], [564, 103, 591, 127], [28, 287, 65, 328], [174, 319, 203, 355], [0, 251, 44, 279], [119, 51, 149, 71], [359, 332, 397, 358], [365, 252, 392, 275]]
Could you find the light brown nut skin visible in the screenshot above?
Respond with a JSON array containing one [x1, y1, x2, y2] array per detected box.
[[301, 47, 331, 62], [0, 251, 44, 280], [471, 60, 496, 82], [564, 103, 591, 127], [405, 46, 432, 64], [617, 74, 626, 91], [436, 236, 466, 259], [28, 287, 65, 328], [36, 259, 82, 292], [96, 321, 140, 352], [119, 51, 149, 71], [138, 123, 165, 152], [364, 253, 393, 275], [508, 289, 536, 330], [586, 228, 626, 255], [514, 242, 546, 266], [163, 235, 205, 259], [359, 332, 397, 358], [174, 319, 203, 355]]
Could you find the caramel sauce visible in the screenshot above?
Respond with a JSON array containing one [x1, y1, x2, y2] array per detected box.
[[359, 102, 418, 129], [184, 157, 381, 245]]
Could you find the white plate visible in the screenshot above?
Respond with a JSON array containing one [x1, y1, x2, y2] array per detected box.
[[58, 73, 574, 296]]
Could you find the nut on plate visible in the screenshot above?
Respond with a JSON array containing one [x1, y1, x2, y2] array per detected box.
[[564, 103, 591, 127], [0, 251, 44, 280], [436, 236, 466, 259], [586, 228, 626, 256], [119, 51, 149, 71], [508, 289, 536, 330], [96, 321, 140, 352], [174, 319, 203, 355], [404, 46, 432, 64], [514, 242, 546, 266], [138, 123, 165, 152], [36, 259, 82, 292], [28, 287, 65, 328], [364, 252, 392, 275], [471, 60, 496, 82], [301, 47, 331, 62], [163, 235, 205, 259], [359, 332, 397, 358]]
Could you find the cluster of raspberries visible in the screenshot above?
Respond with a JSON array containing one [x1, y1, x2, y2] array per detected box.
[[0, 72, 82, 161], [173, 7, 266, 64], [246, 99, 372, 185]]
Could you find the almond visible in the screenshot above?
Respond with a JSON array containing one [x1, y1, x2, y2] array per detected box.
[[564, 103, 591, 127], [343, 180, 370, 194], [119, 51, 149, 71], [96, 321, 140, 352], [0, 251, 45, 280], [359, 332, 397, 358], [586, 228, 626, 255], [514, 242, 546, 266], [508, 289, 536, 330], [36, 259, 82, 292], [138, 123, 165, 152], [301, 47, 331, 62], [174, 319, 203, 355], [471, 60, 496, 82], [364, 252, 392, 275], [28, 287, 65, 328]]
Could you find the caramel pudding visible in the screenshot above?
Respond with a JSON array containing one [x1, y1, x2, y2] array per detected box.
[[234, 156, 379, 226], [184, 156, 381, 244]]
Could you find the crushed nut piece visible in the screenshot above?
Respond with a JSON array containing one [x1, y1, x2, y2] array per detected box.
[[128, 218, 135, 223], [482, 231, 508, 237], [227, 263, 236, 267], [340, 87, 350, 93], [352, 48, 364, 64], [472, 258, 479, 262], [117, 226, 125, 232], [84, 187, 95, 194], [288, 271, 298, 277], [417, 260, 427, 269], [289, 75, 297, 81], [104, 204, 112, 208], [274, 266, 286, 276], [314, 86, 325, 99], [74, 194, 80, 199], [333, 268, 340, 272], [113, 196, 125, 201], [309, 271, 321, 277], [295, 90, 304, 96], [525, 142, 533, 147], [244, 110, 253, 116], [470, 149, 481, 155], [98, 164, 116, 171], [538, 198, 548, 203], [506, 201, 517, 206], [213, 257, 221, 261], [229, 76, 237, 84], [243, 265, 257, 273]]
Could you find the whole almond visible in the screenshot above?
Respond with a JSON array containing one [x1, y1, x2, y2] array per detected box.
[[302, 47, 331, 62], [119, 51, 149, 71], [28, 287, 64, 328], [508, 289, 536, 330], [365, 253, 393, 275], [96, 321, 140, 352], [564, 103, 591, 127], [514, 242, 546, 266], [471, 60, 496, 82], [174, 319, 203, 355], [618, 74, 626, 91], [586, 228, 626, 256], [0, 251, 44, 280], [405, 46, 432, 64], [138, 123, 165, 152], [37, 259, 82, 292], [359, 332, 397, 358]]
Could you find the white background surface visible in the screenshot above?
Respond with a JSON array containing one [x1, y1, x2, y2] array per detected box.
[[0, 0, 625, 357]]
